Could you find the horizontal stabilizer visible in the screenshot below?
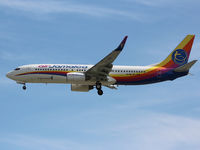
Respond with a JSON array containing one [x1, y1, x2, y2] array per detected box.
[[174, 60, 197, 72]]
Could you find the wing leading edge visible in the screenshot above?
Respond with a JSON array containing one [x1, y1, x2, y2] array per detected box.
[[85, 36, 128, 81]]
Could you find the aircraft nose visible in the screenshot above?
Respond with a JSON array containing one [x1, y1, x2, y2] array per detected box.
[[6, 72, 13, 79]]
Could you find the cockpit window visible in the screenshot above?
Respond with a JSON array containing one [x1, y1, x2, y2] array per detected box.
[[14, 68, 20, 71]]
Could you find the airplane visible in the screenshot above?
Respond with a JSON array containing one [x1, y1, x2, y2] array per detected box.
[[6, 35, 197, 95]]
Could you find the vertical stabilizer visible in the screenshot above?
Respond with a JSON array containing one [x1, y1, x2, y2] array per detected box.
[[157, 35, 195, 68]]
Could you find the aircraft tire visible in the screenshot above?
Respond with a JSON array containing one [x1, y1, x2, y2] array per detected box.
[[22, 85, 26, 90], [97, 89, 103, 96]]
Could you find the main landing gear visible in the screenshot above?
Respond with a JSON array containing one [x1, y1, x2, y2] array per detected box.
[[96, 81, 103, 96]]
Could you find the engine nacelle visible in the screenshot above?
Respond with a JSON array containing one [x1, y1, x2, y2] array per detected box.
[[71, 84, 93, 92], [67, 72, 86, 83]]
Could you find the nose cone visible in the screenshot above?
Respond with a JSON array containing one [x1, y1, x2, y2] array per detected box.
[[6, 71, 13, 80]]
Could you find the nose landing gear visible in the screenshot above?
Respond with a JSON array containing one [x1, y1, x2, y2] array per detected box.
[[17, 82, 27, 90], [22, 85, 26, 90], [22, 83, 26, 90], [96, 82, 103, 96]]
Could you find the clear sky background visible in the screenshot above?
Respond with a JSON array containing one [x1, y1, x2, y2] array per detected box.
[[0, 0, 200, 150]]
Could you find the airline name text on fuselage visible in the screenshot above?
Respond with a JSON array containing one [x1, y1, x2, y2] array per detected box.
[[38, 65, 88, 69]]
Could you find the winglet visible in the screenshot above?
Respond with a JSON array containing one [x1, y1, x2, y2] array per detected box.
[[115, 36, 128, 51]]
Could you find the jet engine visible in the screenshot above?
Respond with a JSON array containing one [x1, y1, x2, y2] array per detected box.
[[71, 84, 93, 92], [67, 72, 86, 83]]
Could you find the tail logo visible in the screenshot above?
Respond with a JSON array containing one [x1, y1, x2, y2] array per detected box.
[[172, 49, 187, 65]]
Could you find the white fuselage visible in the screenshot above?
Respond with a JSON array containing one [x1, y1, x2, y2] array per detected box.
[[6, 64, 152, 85]]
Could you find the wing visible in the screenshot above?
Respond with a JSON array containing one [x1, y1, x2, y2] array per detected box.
[[85, 36, 128, 81]]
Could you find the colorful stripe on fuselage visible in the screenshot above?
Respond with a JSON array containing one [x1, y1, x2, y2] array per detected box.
[[16, 71, 69, 76]]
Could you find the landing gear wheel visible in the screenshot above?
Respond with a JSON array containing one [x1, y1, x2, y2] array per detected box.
[[96, 82, 103, 95], [22, 85, 26, 90], [97, 89, 103, 96]]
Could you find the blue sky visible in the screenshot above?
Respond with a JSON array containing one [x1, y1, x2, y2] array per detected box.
[[0, 0, 200, 150]]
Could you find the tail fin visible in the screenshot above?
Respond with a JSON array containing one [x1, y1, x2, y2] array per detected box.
[[157, 35, 195, 68]]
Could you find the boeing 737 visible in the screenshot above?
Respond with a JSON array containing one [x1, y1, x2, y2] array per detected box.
[[6, 35, 197, 95]]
